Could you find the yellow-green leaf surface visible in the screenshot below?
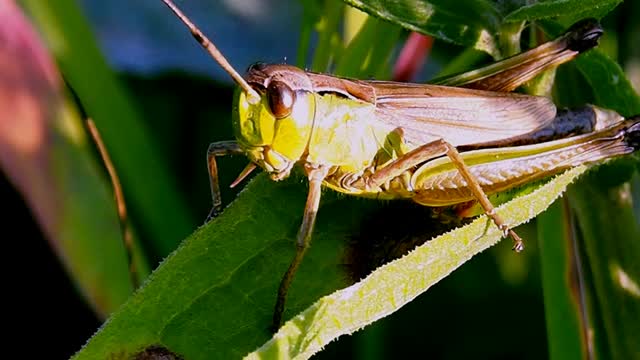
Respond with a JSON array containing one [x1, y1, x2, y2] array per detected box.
[[247, 167, 587, 359]]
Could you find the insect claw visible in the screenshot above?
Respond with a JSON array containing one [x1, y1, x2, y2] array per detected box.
[[511, 232, 525, 252], [512, 241, 525, 252], [500, 224, 525, 252], [205, 207, 221, 223]]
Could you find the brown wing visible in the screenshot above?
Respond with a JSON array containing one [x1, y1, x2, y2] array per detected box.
[[370, 81, 557, 147]]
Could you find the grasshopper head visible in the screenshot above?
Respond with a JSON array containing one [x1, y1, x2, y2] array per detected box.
[[233, 64, 316, 180]]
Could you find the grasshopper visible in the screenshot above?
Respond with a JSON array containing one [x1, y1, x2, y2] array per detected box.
[[161, 0, 640, 329]]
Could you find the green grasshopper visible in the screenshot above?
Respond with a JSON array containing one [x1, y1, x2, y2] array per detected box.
[[161, 0, 640, 329]]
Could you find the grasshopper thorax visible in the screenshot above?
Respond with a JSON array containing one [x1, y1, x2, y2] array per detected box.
[[233, 64, 316, 180]]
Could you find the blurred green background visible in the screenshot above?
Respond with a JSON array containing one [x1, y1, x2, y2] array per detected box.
[[3, 0, 639, 358]]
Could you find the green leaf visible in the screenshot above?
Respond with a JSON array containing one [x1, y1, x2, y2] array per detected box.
[[575, 51, 640, 116], [73, 175, 375, 359], [74, 165, 587, 359], [505, 0, 622, 23], [247, 167, 588, 359], [340, 0, 503, 57]]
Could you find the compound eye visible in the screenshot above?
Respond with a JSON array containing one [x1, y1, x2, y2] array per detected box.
[[267, 80, 296, 119]]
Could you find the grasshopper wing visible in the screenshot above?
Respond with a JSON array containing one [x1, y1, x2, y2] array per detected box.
[[370, 81, 557, 147]]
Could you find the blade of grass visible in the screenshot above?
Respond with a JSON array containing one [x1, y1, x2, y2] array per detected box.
[[569, 174, 640, 359], [538, 201, 590, 359], [335, 16, 401, 78], [19, 0, 195, 256], [311, 0, 345, 72], [0, 1, 148, 315]]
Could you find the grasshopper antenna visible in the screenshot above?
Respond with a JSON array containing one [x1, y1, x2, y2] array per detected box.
[[161, 0, 261, 104]]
